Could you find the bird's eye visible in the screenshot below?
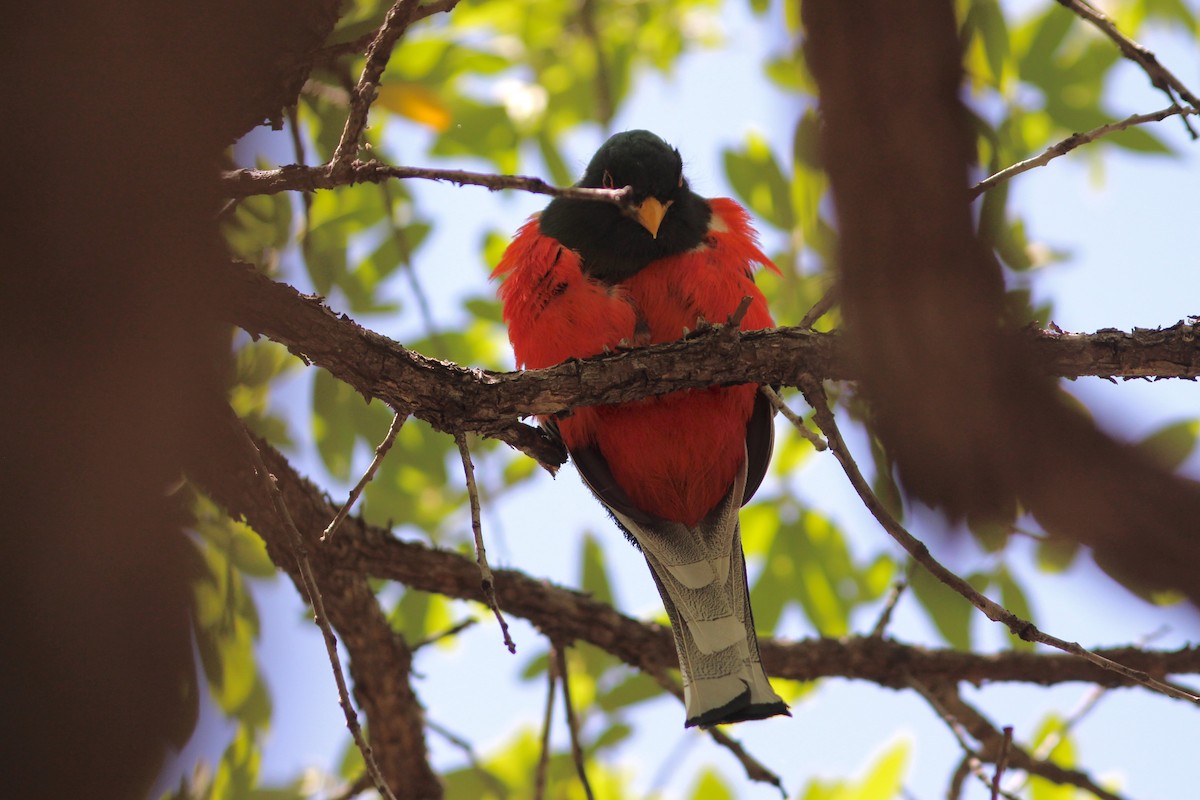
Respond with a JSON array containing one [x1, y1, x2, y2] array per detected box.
[[602, 170, 615, 189]]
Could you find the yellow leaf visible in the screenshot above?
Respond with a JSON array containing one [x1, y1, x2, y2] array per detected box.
[[376, 83, 452, 132]]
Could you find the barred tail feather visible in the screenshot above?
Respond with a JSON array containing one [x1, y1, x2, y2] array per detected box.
[[608, 457, 788, 728]]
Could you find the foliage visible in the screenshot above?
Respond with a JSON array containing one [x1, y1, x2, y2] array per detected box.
[[183, 0, 1200, 798]]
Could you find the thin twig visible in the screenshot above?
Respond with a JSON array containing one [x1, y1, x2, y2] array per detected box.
[[455, 432, 516, 653], [646, 669, 785, 793], [646, 735, 699, 798], [222, 160, 634, 203], [800, 377, 1200, 706], [534, 646, 559, 800], [727, 294, 754, 327], [869, 561, 912, 638], [761, 386, 827, 451], [215, 197, 241, 222], [970, 104, 1200, 198], [286, 104, 313, 242], [329, 773, 373, 800], [1056, 0, 1200, 128], [379, 183, 445, 354], [554, 646, 595, 800], [331, 0, 424, 167], [928, 682, 1126, 800], [234, 421, 398, 800], [907, 676, 1022, 800], [798, 284, 839, 330], [322, 411, 406, 542], [427, 718, 508, 797], [314, 0, 462, 65], [410, 617, 476, 652], [992, 726, 1013, 800]]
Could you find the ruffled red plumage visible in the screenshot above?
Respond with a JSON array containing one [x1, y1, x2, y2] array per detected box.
[[493, 197, 776, 526]]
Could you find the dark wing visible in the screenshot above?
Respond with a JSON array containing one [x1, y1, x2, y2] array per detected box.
[[741, 389, 775, 506], [569, 442, 658, 531]]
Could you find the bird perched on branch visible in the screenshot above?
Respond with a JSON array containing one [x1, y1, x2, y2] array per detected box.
[[493, 130, 787, 727]]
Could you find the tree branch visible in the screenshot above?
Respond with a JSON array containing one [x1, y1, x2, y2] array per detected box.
[[187, 409, 442, 797], [969, 104, 1200, 198], [187, 429, 1200, 694], [221, 159, 633, 204], [213, 263, 1200, 453], [1055, 0, 1200, 124]]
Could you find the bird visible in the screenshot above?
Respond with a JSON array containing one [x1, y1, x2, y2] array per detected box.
[[492, 130, 788, 727]]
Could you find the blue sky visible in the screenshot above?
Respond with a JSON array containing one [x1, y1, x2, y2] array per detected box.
[[167, 2, 1200, 797]]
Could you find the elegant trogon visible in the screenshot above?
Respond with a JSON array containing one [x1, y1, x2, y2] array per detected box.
[[493, 130, 788, 727]]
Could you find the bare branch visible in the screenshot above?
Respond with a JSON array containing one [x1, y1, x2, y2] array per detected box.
[[869, 562, 912, 638], [555, 647, 595, 800], [332, 0, 427, 167], [798, 284, 839, 330], [929, 683, 1126, 800], [314, 0, 462, 65], [190, 430, 1200, 695], [232, 420, 400, 800], [221, 160, 634, 204], [322, 411, 406, 542], [213, 263, 1200, 458], [801, 378, 1200, 706], [1056, 0, 1200, 125], [534, 651, 557, 800], [455, 432, 516, 653], [761, 386, 827, 451], [645, 669, 784, 792], [991, 726, 1013, 800], [970, 105, 1200, 198]]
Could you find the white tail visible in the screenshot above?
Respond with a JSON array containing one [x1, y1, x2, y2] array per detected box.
[[606, 454, 788, 727]]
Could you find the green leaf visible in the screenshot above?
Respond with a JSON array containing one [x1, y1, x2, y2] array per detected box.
[[909, 565, 978, 650], [1036, 535, 1080, 573], [595, 671, 662, 712], [579, 533, 614, 606], [312, 369, 360, 481], [689, 768, 734, 800], [854, 739, 910, 800], [1135, 419, 1200, 471], [390, 589, 454, 645], [723, 133, 796, 231], [1030, 714, 1079, 800], [964, 0, 1012, 90]]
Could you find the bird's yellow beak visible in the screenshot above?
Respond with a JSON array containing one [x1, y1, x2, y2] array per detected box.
[[635, 197, 671, 239]]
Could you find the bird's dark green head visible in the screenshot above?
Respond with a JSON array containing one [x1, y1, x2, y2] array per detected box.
[[581, 130, 684, 206], [539, 130, 711, 284]]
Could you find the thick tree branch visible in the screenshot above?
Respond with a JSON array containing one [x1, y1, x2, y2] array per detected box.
[[188, 408, 441, 797], [187, 429, 1200, 694], [214, 263, 1200, 449]]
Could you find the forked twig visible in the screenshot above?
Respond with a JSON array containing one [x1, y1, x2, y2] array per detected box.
[[555, 646, 595, 800], [235, 421, 398, 800], [1056, 0, 1200, 125], [455, 432, 516, 653], [534, 647, 559, 800], [800, 378, 1200, 706], [646, 669, 785, 794], [322, 411, 406, 542], [970, 105, 1200, 198], [761, 386, 827, 451]]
